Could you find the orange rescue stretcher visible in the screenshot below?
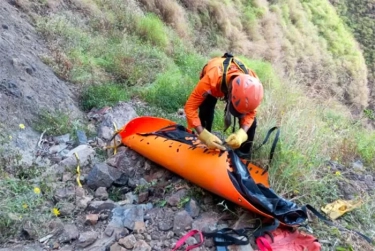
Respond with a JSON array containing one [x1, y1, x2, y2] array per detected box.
[[116, 116, 308, 228]]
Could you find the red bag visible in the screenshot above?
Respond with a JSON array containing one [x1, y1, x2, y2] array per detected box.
[[255, 228, 321, 251]]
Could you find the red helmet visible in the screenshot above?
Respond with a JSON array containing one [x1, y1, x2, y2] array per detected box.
[[229, 74, 264, 115]]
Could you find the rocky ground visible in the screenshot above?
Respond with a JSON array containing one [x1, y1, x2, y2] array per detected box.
[[0, 101, 374, 251], [0, 102, 264, 251]]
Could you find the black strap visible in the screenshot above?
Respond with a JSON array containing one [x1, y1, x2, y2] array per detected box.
[[303, 204, 373, 244], [202, 219, 280, 248], [203, 228, 250, 247], [220, 52, 248, 99], [251, 126, 280, 174]]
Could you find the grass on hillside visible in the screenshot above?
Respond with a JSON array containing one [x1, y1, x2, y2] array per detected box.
[[3, 0, 375, 249], [0, 126, 57, 243]]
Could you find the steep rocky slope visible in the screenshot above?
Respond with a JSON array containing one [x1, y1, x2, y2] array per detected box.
[[0, 2, 82, 137]]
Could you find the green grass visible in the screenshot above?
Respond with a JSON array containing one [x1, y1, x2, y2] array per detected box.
[[31, 109, 90, 142], [0, 132, 56, 243], [80, 83, 129, 111], [331, 0, 375, 82]]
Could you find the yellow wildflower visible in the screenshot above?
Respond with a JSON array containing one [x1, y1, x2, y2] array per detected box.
[[22, 203, 28, 209], [335, 171, 341, 176], [33, 187, 41, 194], [52, 207, 60, 217], [19, 124, 25, 129]]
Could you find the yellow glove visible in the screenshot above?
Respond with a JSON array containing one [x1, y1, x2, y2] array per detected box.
[[198, 129, 226, 151], [225, 128, 248, 149]]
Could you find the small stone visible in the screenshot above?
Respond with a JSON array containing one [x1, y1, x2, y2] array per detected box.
[[364, 175, 373, 186], [352, 160, 364, 171], [76, 195, 94, 211], [134, 234, 144, 240], [85, 214, 99, 225], [104, 226, 114, 237], [22, 221, 38, 240], [95, 187, 109, 200], [185, 199, 200, 218], [110, 243, 126, 251], [118, 235, 137, 249], [167, 189, 188, 207], [173, 210, 193, 235], [75, 187, 85, 198], [138, 191, 149, 203], [98, 126, 113, 140], [144, 161, 151, 171], [58, 202, 75, 217], [100, 212, 109, 220], [76, 231, 98, 248], [2, 24, 8, 29], [186, 236, 197, 246], [133, 240, 151, 251], [87, 200, 115, 213], [134, 221, 146, 234], [166, 231, 174, 238], [59, 224, 79, 243], [115, 228, 129, 241], [76, 130, 88, 144], [62, 173, 73, 182], [25, 67, 33, 75], [54, 187, 76, 202], [145, 234, 152, 242]]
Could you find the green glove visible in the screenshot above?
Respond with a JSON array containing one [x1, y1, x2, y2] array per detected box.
[[198, 129, 226, 151], [225, 128, 248, 149]]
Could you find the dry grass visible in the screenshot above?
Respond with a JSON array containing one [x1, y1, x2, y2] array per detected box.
[[138, 0, 190, 38]]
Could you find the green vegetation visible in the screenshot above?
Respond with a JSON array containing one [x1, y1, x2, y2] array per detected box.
[[3, 0, 375, 248], [81, 83, 129, 111], [0, 131, 56, 243], [330, 0, 375, 81], [32, 109, 88, 139]]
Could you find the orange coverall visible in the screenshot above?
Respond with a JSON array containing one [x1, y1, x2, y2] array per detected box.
[[184, 56, 259, 130]]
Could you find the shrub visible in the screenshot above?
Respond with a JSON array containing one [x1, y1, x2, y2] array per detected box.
[[80, 83, 129, 111]]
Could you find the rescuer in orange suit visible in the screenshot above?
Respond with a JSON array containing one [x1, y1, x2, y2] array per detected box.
[[184, 53, 264, 158]]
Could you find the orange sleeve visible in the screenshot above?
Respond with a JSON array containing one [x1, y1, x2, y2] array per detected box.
[[184, 74, 213, 130], [240, 109, 257, 128]]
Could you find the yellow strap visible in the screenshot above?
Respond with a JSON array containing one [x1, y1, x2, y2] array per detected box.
[[112, 122, 118, 155], [74, 152, 82, 187]]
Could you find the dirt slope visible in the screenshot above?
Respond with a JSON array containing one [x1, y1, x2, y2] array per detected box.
[[0, 2, 82, 137]]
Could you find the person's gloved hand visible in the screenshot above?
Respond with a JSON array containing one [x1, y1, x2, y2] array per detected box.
[[198, 129, 226, 151], [225, 128, 248, 149]]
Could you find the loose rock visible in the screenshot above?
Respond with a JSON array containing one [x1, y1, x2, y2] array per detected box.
[[173, 210, 194, 235], [76, 231, 98, 248]]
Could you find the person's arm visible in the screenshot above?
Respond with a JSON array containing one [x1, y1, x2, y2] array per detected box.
[[225, 110, 257, 149], [240, 110, 257, 131], [184, 75, 212, 132]]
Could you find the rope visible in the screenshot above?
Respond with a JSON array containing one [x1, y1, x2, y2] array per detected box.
[[74, 152, 82, 187]]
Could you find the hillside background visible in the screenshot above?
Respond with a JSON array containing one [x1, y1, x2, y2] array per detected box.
[[1, 0, 375, 249]]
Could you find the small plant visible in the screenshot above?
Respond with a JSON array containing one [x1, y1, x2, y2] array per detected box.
[[363, 109, 375, 120], [31, 109, 89, 143], [108, 187, 123, 202], [177, 196, 190, 208]]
